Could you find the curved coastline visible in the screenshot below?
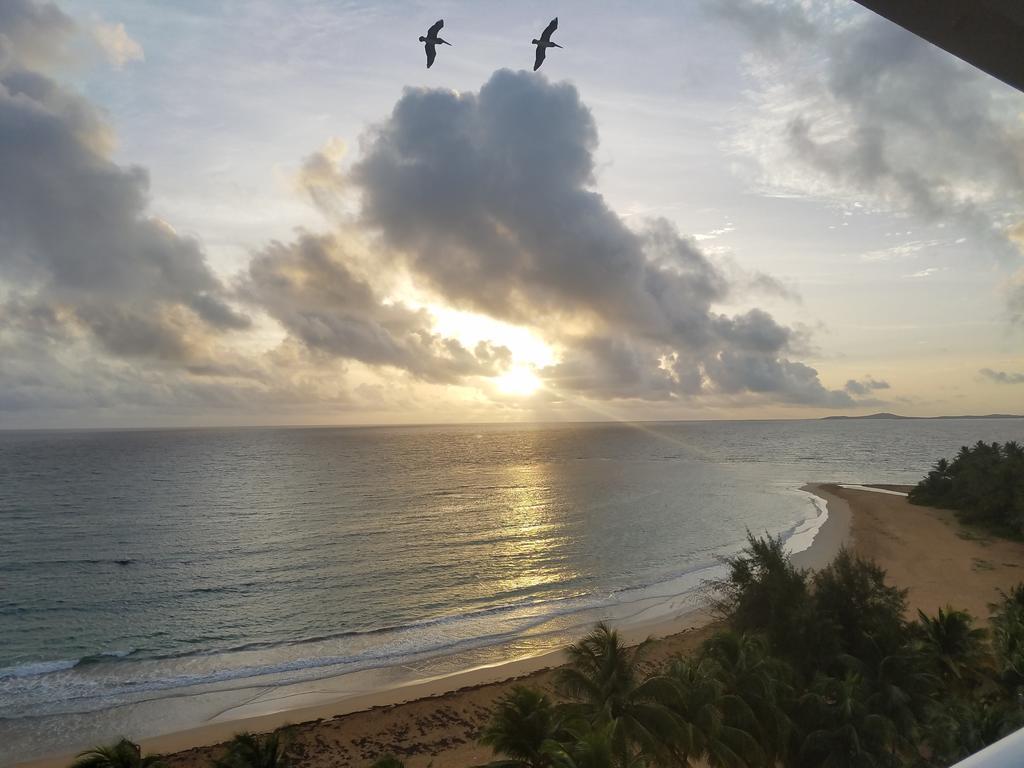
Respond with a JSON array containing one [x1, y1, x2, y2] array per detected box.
[[12, 484, 848, 768]]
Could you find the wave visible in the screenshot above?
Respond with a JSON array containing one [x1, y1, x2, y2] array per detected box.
[[0, 649, 140, 681], [0, 659, 79, 679], [1, 487, 828, 719]]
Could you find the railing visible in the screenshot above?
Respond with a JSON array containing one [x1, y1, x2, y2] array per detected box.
[[951, 727, 1024, 767]]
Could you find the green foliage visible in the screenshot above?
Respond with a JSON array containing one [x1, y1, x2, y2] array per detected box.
[[796, 673, 897, 768], [709, 532, 816, 663], [811, 549, 908, 665], [70, 740, 165, 768], [990, 584, 1024, 691], [909, 441, 1024, 536], [697, 631, 793, 764], [214, 732, 292, 768], [913, 606, 987, 688], [490, 536, 1024, 767], [480, 686, 562, 768], [555, 623, 679, 766], [659, 655, 763, 767], [369, 758, 407, 768], [923, 696, 1024, 766]]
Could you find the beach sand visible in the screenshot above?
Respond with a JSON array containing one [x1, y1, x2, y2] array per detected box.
[[19, 484, 1024, 768], [815, 483, 1024, 623]]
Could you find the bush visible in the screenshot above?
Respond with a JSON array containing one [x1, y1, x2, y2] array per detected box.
[[909, 441, 1024, 536]]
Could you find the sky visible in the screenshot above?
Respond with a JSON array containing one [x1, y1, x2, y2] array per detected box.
[[0, 0, 1022, 427]]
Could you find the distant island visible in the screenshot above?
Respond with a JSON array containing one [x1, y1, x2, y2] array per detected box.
[[823, 412, 1024, 420]]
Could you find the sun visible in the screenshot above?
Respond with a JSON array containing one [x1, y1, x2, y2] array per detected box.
[[496, 366, 543, 396]]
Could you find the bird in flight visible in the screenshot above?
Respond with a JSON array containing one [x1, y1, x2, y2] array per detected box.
[[532, 17, 562, 71], [419, 19, 451, 68]]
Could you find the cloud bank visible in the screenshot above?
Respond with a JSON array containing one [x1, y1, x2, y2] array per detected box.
[[351, 70, 853, 406], [718, 0, 1024, 269], [0, 1, 871, 423]]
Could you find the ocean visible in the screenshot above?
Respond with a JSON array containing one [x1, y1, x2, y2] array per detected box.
[[2, 418, 1023, 763]]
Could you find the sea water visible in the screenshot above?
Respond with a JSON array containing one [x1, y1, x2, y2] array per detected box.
[[1, 419, 1022, 762]]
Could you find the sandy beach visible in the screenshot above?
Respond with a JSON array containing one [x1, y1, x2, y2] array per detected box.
[[19, 483, 1024, 768]]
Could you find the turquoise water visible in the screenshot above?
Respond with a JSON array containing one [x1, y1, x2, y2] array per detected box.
[[1, 419, 1022, 762]]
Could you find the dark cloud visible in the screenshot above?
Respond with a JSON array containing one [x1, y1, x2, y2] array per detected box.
[[0, 4, 248, 364], [844, 376, 891, 396], [705, 352, 853, 407], [979, 368, 1024, 385], [0, 0, 73, 73], [352, 70, 852, 406], [240, 233, 511, 383], [745, 271, 802, 303], [0, 5, 866, 417], [542, 336, 680, 401], [719, 0, 1024, 264]]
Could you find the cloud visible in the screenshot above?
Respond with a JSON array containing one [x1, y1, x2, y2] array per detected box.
[[0, 6, 864, 418], [1010, 269, 1024, 325], [904, 267, 943, 279], [0, 0, 74, 73], [92, 21, 143, 68], [979, 368, 1024, 385], [296, 137, 349, 215], [352, 70, 852, 406], [704, 0, 813, 52], [722, 0, 1024, 266], [844, 376, 891, 396], [239, 233, 511, 383], [0, 2, 248, 364]]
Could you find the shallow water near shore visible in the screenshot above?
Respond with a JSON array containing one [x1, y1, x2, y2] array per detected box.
[[2, 418, 1022, 763]]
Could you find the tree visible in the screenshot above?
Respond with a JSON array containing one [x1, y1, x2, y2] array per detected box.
[[659, 656, 763, 768], [698, 631, 793, 764], [708, 532, 816, 664], [370, 758, 406, 768], [214, 732, 291, 768], [914, 606, 987, 688], [989, 584, 1024, 690], [796, 674, 896, 768], [812, 549, 908, 666], [924, 697, 1024, 766], [71, 740, 165, 768], [859, 644, 934, 760], [556, 623, 677, 767], [481, 686, 562, 768], [909, 441, 1024, 536], [543, 723, 624, 768]]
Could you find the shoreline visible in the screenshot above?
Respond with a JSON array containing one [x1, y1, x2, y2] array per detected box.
[[15, 483, 850, 768]]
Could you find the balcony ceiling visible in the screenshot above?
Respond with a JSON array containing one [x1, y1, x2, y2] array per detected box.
[[852, 0, 1024, 92]]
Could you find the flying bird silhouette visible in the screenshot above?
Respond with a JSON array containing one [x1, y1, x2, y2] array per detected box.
[[532, 17, 562, 71], [419, 19, 451, 68]]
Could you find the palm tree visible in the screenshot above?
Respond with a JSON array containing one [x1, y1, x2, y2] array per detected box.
[[925, 696, 1024, 766], [543, 723, 624, 768], [556, 623, 677, 767], [797, 674, 895, 768], [990, 585, 1024, 689], [915, 607, 987, 687], [698, 631, 792, 764], [71, 740, 165, 768], [859, 647, 934, 762], [214, 732, 291, 768], [660, 656, 762, 768], [481, 686, 562, 768]]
